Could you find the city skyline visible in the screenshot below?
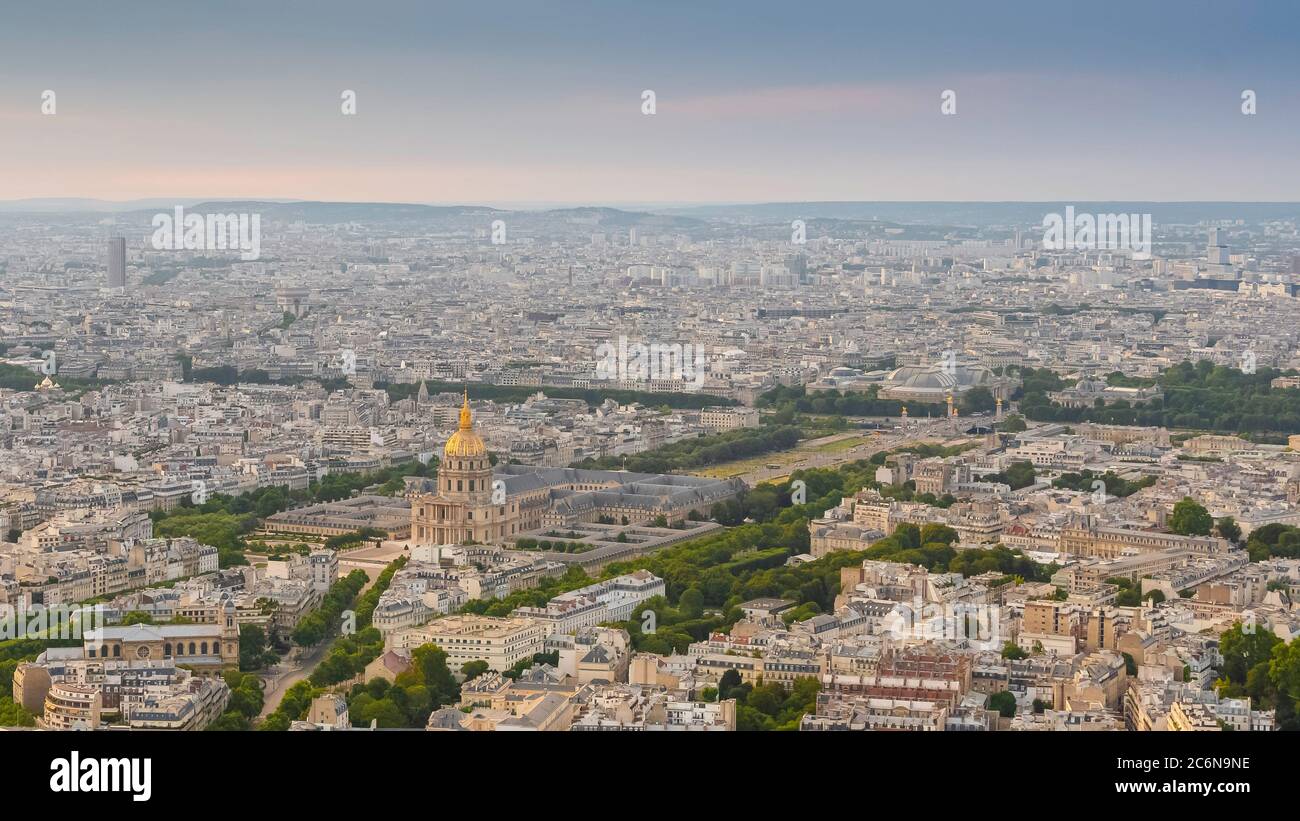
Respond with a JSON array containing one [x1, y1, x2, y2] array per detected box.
[[7, 0, 1300, 775]]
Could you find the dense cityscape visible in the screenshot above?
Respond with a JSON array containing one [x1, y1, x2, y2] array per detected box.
[[4, 201, 1300, 737], [6, 5, 1300, 806]]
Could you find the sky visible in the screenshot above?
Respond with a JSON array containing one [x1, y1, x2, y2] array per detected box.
[[2, 0, 1299, 204]]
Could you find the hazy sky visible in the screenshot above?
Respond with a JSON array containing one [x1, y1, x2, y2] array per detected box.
[[2, 0, 1298, 204]]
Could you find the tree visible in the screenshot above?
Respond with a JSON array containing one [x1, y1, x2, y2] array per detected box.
[[259, 712, 291, 732], [222, 671, 265, 718], [461, 660, 489, 681], [401, 644, 459, 707], [239, 625, 278, 671], [1116, 587, 1142, 607], [122, 610, 154, 625], [894, 523, 921, 550], [1220, 622, 1281, 684], [0, 695, 35, 728], [718, 669, 742, 700], [1000, 414, 1027, 433], [678, 587, 705, 620], [355, 698, 406, 728], [1268, 639, 1300, 705], [206, 711, 252, 731], [1170, 497, 1212, 536], [1216, 516, 1242, 544], [919, 523, 958, 547], [1001, 641, 1028, 661], [1004, 461, 1037, 490], [988, 690, 1017, 718], [960, 387, 996, 414]]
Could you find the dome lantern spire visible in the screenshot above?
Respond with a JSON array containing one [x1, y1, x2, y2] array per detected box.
[[445, 389, 486, 458], [459, 389, 472, 430]]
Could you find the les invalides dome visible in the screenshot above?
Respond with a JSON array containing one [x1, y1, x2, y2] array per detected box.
[[443, 392, 487, 458]]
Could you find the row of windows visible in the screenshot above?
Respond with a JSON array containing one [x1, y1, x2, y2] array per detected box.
[[88, 641, 222, 658]]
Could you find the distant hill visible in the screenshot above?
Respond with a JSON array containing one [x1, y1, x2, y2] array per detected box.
[[6, 199, 1297, 228], [130, 200, 504, 223], [0, 197, 220, 213], [656, 201, 1300, 225]]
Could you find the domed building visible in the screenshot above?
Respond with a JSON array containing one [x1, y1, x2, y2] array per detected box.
[[1047, 376, 1163, 409], [412, 393, 521, 545], [878, 358, 1009, 403], [410, 392, 746, 547]]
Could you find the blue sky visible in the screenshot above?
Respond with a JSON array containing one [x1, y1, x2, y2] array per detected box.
[[2, 0, 1298, 203]]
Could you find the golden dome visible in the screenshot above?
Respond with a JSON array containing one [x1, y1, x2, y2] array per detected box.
[[444, 391, 486, 458]]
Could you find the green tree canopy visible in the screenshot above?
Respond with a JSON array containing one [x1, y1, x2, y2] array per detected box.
[[1170, 497, 1213, 536]]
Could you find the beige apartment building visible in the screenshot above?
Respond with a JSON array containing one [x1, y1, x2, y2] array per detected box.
[[388, 613, 545, 671], [699, 406, 759, 431], [1058, 518, 1231, 559]]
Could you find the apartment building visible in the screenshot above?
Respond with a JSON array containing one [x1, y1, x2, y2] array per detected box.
[[388, 613, 545, 671]]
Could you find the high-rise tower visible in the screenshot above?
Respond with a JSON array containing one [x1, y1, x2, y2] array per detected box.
[[107, 237, 126, 288]]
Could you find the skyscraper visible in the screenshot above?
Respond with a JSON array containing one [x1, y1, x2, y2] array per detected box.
[[1207, 228, 1230, 264], [107, 237, 126, 288], [1205, 228, 1234, 278]]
